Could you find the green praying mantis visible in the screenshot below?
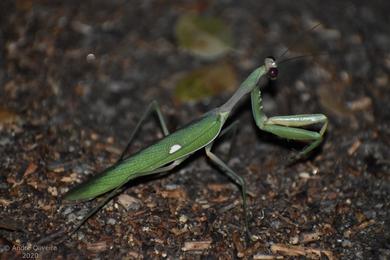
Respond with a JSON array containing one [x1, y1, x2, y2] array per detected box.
[[63, 56, 328, 240]]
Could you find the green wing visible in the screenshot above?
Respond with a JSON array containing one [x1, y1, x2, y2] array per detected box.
[[64, 111, 224, 201]]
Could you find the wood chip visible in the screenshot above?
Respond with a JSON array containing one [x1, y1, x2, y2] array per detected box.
[[0, 198, 13, 206], [357, 219, 375, 230], [23, 162, 38, 177], [253, 254, 282, 260], [348, 139, 361, 155], [170, 226, 188, 236], [86, 241, 108, 253], [159, 188, 187, 201], [104, 145, 122, 155], [348, 96, 372, 111], [60, 173, 79, 183], [207, 183, 231, 192], [300, 231, 322, 243], [271, 244, 334, 259], [232, 231, 244, 257], [182, 241, 212, 251], [0, 107, 21, 126], [344, 219, 375, 237], [209, 195, 230, 203]]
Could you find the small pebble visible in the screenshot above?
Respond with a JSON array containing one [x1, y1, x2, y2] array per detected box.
[[107, 218, 116, 225], [47, 186, 58, 196], [290, 236, 299, 244], [117, 194, 142, 211], [179, 215, 188, 223], [342, 239, 353, 248], [299, 172, 311, 179], [86, 53, 96, 63]]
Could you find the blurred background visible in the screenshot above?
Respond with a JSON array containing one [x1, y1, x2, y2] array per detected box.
[[0, 0, 389, 258]]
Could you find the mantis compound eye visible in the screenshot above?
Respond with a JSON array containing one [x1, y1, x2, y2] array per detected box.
[[268, 67, 278, 80], [264, 56, 278, 80]]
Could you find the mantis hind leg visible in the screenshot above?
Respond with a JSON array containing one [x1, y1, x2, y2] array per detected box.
[[63, 101, 187, 242], [260, 114, 328, 161], [118, 100, 169, 162], [66, 158, 186, 240]]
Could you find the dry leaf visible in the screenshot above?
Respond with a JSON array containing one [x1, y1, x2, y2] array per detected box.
[[175, 14, 233, 59], [175, 62, 237, 102]]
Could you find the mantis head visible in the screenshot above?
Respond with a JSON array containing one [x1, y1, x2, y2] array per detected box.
[[265, 57, 278, 80]]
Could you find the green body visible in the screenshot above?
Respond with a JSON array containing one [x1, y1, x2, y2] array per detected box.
[[65, 111, 228, 201], [64, 65, 265, 202], [64, 57, 328, 240]]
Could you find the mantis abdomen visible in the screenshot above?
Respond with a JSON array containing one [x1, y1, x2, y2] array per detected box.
[[64, 112, 223, 201]]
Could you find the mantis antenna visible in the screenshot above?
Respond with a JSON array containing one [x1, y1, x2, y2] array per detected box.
[[276, 23, 322, 63]]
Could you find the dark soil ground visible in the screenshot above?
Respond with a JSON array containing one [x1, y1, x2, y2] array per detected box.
[[0, 1, 389, 259]]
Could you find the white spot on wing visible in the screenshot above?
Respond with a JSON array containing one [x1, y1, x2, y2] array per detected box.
[[169, 144, 182, 154]]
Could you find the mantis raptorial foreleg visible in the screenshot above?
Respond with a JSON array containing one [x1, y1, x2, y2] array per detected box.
[[261, 114, 328, 160], [118, 100, 170, 162], [251, 85, 328, 162]]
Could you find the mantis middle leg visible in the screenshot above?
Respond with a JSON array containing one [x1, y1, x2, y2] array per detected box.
[[118, 100, 170, 162], [205, 121, 254, 240]]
